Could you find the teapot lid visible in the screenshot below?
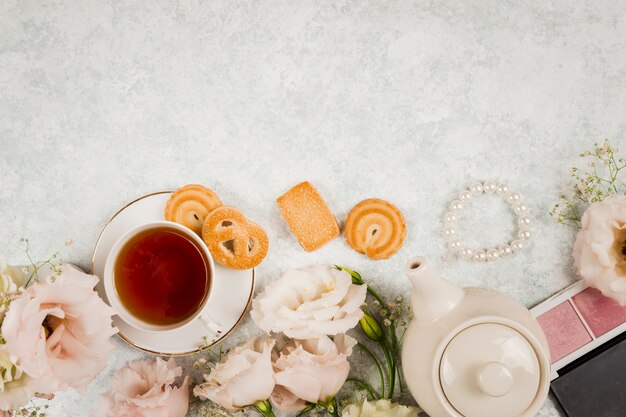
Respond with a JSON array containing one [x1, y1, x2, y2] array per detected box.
[[439, 323, 542, 417]]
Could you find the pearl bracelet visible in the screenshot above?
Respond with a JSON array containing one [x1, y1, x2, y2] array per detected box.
[[443, 182, 531, 262]]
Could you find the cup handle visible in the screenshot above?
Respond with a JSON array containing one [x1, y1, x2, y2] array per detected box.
[[198, 310, 223, 335]]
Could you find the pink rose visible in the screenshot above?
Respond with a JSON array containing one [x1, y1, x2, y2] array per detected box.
[[194, 336, 275, 411], [1, 264, 117, 394], [271, 334, 356, 412], [92, 358, 189, 417]]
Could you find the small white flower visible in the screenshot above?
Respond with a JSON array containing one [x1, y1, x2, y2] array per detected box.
[[343, 399, 421, 417], [0, 345, 35, 411], [573, 194, 626, 305], [251, 265, 366, 339]]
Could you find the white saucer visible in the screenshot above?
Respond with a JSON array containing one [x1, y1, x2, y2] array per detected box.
[[91, 191, 254, 356]]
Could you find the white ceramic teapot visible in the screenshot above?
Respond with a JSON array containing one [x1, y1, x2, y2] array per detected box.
[[401, 257, 550, 417]]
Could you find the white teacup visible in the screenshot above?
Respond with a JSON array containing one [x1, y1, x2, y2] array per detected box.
[[103, 220, 222, 334]]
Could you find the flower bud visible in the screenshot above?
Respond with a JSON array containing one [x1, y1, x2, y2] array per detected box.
[[359, 313, 383, 342], [334, 265, 364, 285]]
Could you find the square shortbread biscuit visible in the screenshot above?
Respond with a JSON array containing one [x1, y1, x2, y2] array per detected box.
[[276, 181, 340, 251]]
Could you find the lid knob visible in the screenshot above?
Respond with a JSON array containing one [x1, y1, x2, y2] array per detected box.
[[477, 362, 514, 397]]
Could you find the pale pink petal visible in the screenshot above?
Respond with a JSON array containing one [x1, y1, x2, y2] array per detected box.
[[90, 358, 188, 417], [251, 265, 366, 339], [193, 336, 275, 411], [270, 384, 309, 412], [272, 335, 354, 407], [573, 195, 626, 305]]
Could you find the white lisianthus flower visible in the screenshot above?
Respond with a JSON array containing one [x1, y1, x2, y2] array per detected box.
[[342, 399, 421, 417], [0, 345, 35, 411], [251, 265, 366, 339], [573, 194, 626, 305]]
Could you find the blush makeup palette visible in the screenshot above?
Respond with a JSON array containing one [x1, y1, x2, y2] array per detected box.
[[531, 280, 626, 417]]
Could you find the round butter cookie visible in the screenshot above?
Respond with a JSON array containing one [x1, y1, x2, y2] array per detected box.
[[344, 198, 406, 260], [164, 184, 222, 235]]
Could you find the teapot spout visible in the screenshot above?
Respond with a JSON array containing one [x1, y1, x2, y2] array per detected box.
[[406, 257, 464, 324]]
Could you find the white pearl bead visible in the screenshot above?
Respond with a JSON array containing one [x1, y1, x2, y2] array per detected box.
[[483, 181, 497, 193], [511, 239, 524, 252], [513, 203, 528, 215], [460, 247, 474, 259], [443, 212, 457, 223], [498, 244, 512, 257], [518, 216, 531, 227], [444, 227, 456, 239], [496, 184, 509, 195], [473, 249, 487, 262], [450, 200, 464, 211], [449, 240, 461, 250], [459, 190, 473, 202], [469, 183, 484, 194], [486, 248, 500, 262], [507, 192, 521, 204], [518, 230, 532, 240]]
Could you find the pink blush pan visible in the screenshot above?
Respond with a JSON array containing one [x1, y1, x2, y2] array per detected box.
[[537, 301, 591, 363], [572, 287, 626, 337], [532, 281, 626, 416]]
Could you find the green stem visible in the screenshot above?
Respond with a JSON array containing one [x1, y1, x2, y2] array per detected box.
[[322, 397, 340, 417], [357, 341, 384, 397], [331, 397, 340, 417], [366, 286, 398, 398], [346, 378, 376, 400], [389, 322, 398, 353], [389, 321, 402, 393], [381, 342, 395, 398], [396, 361, 404, 393], [23, 252, 39, 288], [296, 404, 317, 417], [367, 286, 385, 306]]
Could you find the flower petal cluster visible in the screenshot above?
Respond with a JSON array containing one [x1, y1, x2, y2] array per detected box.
[[0, 258, 24, 321], [92, 358, 189, 417], [0, 345, 34, 411], [343, 399, 420, 417], [1, 264, 117, 393], [251, 265, 366, 339], [193, 336, 276, 411], [271, 334, 356, 412], [573, 194, 626, 305]]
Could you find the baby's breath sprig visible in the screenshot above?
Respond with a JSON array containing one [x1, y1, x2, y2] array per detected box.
[[193, 341, 227, 371], [551, 140, 626, 227], [188, 397, 240, 417], [21, 238, 71, 287], [11, 401, 49, 417]]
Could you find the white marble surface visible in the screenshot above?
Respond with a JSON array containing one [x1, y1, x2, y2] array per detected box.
[[1, 1, 625, 416]]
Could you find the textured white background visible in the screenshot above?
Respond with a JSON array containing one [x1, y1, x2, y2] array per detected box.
[[1, 1, 626, 416]]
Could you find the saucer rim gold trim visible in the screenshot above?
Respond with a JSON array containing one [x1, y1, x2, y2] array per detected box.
[[90, 190, 255, 357]]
